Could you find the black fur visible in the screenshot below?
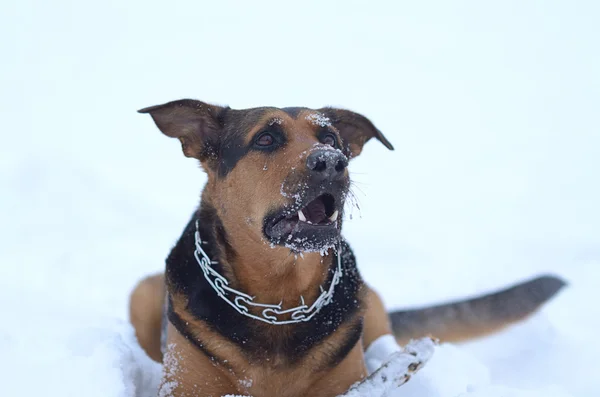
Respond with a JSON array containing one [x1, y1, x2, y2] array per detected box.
[[281, 107, 307, 118], [321, 317, 364, 370], [217, 133, 250, 178], [214, 216, 238, 263], [165, 203, 364, 366], [217, 113, 288, 177]]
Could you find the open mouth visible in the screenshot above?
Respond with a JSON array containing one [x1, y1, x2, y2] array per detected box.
[[295, 193, 338, 225], [264, 193, 342, 251]]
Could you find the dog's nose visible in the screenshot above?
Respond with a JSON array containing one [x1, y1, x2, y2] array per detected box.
[[306, 149, 348, 180]]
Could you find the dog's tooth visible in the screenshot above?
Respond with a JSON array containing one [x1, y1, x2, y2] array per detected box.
[[298, 210, 307, 222], [329, 210, 339, 222]]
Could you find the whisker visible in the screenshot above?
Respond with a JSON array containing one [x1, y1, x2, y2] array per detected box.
[[344, 187, 363, 220], [348, 180, 369, 187]]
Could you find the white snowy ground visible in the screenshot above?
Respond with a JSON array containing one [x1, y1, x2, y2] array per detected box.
[[1, 1, 599, 396]]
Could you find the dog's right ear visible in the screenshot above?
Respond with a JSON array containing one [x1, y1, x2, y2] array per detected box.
[[138, 99, 226, 161]]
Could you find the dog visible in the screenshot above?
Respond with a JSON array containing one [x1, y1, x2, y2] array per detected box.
[[129, 99, 566, 397]]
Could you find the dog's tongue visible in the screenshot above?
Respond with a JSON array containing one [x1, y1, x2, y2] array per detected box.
[[303, 197, 327, 224]]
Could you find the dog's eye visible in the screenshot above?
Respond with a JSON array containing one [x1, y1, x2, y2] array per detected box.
[[255, 132, 275, 147], [322, 133, 337, 147]]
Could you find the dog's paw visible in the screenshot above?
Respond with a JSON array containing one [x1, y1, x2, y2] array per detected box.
[[341, 337, 437, 397]]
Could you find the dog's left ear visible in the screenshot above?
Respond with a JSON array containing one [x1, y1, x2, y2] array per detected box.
[[319, 108, 394, 158]]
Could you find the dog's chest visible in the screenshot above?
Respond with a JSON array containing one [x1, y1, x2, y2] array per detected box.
[[235, 362, 338, 397]]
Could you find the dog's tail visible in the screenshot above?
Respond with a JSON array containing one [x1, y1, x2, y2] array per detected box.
[[389, 275, 567, 344]]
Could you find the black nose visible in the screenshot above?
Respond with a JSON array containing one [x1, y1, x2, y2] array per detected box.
[[306, 149, 348, 180]]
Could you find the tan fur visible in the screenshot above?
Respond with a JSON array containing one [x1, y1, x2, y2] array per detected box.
[[158, 294, 368, 397], [362, 286, 393, 349], [399, 323, 507, 345], [393, 316, 533, 346], [161, 323, 367, 397], [129, 273, 165, 362]]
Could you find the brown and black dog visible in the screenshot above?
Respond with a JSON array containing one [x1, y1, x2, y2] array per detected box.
[[129, 99, 566, 397]]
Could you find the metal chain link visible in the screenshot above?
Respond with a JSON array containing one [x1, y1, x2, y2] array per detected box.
[[193, 220, 343, 325]]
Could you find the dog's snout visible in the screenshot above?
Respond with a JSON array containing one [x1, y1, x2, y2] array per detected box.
[[306, 149, 348, 180]]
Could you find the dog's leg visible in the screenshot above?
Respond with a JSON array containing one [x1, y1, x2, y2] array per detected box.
[[129, 272, 166, 362], [362, 285, 393, 349], [306, 344, 368, 397], [159, 323, 239, 397], [362, 286, 403, 374]]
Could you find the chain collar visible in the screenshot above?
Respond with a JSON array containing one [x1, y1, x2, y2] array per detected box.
[[193, 220, 343, 325]]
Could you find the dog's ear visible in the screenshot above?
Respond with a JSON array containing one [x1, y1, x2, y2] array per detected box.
[[319, 108, 394, 158], [138, 99, 226, 160]]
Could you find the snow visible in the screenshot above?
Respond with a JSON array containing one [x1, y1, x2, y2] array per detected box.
[[159, 345, 183, 397], [343, 338, 436, 396], [1, 1, 599, 396], [306, 113, 333, 128], [0, 310, 161, 397]]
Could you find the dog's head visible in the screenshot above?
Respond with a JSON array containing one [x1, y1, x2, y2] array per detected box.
[[139, 100, 393, 253]]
